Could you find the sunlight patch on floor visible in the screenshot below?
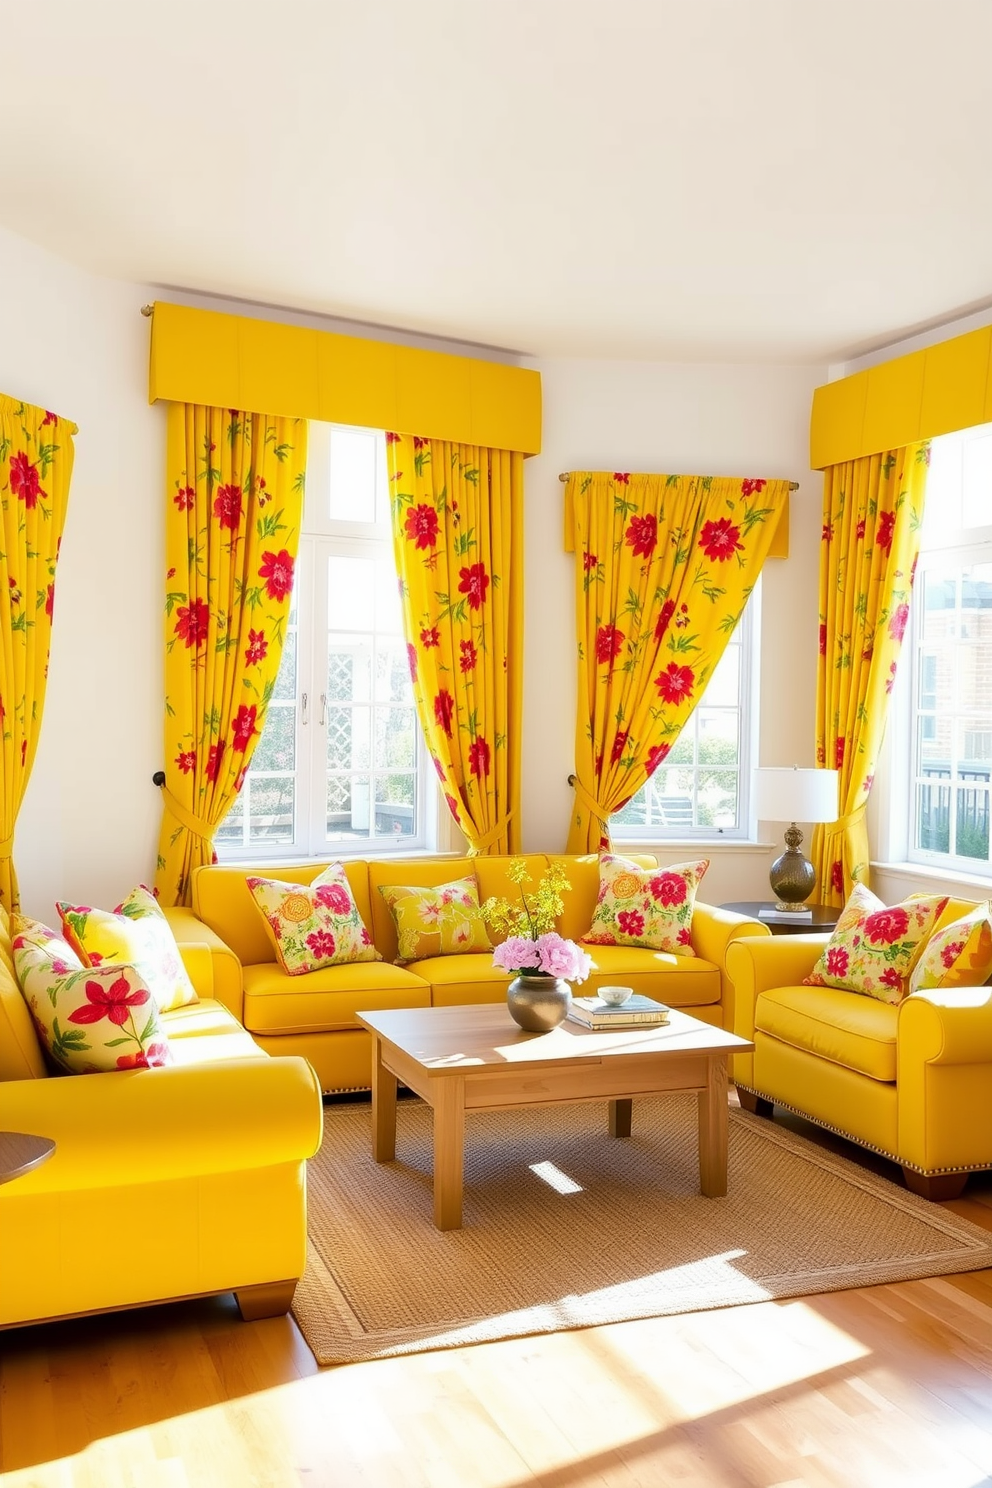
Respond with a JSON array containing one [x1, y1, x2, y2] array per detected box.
[[529, 1160, 583, 1194]]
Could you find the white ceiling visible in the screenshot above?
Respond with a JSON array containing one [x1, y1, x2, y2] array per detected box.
[[3, 0, 992, 363]]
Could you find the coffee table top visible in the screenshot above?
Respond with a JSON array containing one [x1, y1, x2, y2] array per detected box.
[[357, 1003, 753, 1077], [0, 1131, 55, 1185]]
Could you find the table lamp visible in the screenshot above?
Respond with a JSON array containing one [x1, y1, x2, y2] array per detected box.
[[754, 767, 840, 911]]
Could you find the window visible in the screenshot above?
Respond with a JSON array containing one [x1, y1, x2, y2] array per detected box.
[[216, 424, 432, 859], [905, 422, 992, 874], [611, 590, 758, 840]]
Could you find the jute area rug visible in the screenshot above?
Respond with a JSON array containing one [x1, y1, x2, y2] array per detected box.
[[293, 1094, 992, 1366]]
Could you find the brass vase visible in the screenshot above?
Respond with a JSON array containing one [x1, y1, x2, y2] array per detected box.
[[506, 973, 571, 1032]]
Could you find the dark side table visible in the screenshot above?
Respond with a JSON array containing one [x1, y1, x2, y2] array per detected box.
[[721, 901, 840, 937], [0, 1131, 55, 1185]]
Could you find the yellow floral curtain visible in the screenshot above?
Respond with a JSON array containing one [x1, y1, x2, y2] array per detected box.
[[567, 471, 790, 853], [385, 433, 522, 854], [811, 444, 929, 905], [155, 403, 307, 906], [0, 395, 76, 912]]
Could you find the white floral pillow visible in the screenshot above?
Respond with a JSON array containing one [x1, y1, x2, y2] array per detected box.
[[247, 863, 381, 976], [12, 917, 173, 1074], [57, 884, 197, 1012], [582, 854, 709, 957]]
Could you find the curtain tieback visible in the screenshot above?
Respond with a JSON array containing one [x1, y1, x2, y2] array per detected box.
[[159, 785, 213, 841], [568, 774, 607, 822], [468, 811, 514, 854], [833, 803, 867, 833]]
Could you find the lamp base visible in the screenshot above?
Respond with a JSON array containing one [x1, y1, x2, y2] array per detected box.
[[768, 823, 816, 910]]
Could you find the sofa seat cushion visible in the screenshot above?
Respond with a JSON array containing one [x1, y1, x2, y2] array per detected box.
[[582, 946, 720, 1007], [161, 998, 266, 1065], [406, 954, 512, 1007], [241, 961, 431, 1035], [755, 985, 898, 1083]]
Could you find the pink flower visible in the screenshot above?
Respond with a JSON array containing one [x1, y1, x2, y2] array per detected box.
[[231, 705, 258, 752], [493, 935, 543, 973], [244, 628, 268, 667], [645, 743, 670, 776], [174, 599, 210, 649], [213, 483, 243, 530], [699, 518, 743, 563], [306, 930, 337, 959], [9, 451, 43, 508], [625, 513, 657, 559], [864, 907, 909, 945], [259, 549, 294, 602], [825, 946, 849, 977], [941, 941, 964, 969], [116, 1041, 171, 1070], [458, 563, 490, 609], [315, 883, 352, 916], [654, 663, 695, 705], [404, 503, 439, 549], [69, 974, 150, 1026], [650, 872, 687, 907], [888, 603, 910, 643], [434, 689, 455, 737], [407, 642, 418, 682], [617, 909, 645, 938]]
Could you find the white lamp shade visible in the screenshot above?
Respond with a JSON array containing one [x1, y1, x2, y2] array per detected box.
[[754, 767, 839, 824]]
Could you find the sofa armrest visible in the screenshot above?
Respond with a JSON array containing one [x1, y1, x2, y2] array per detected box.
[[897, 988, 992, 1173], [164, 907, 244, 1021], [177, 941, 214, 999], [725, 933, 830, 1040], [691, 902, 770, 1030], [0, 1056, 322, 1193], [898, 986, 992, 1066]]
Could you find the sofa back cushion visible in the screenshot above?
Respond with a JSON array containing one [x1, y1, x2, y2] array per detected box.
[[0, 906, 46, 1080], [191, 861, 375, 967], [366, 858, 475, 964], [549, 854, 658, 943], [472, 856, 551, 942]]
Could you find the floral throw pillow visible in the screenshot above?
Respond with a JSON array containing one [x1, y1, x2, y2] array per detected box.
[[56, 884, 198, 1013], [803, 883, 949, 1004], [378, 877, 493, 963], [247, 863, 381, 976], [12, 916, 173, 1074], [582, 854, 710, 957], [909, 903, 992, 994]]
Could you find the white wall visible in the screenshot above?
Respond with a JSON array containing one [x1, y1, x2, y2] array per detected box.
[[0, 225, 164, 919], [0, 222, 828, 916], [521, 357, 828, 903]]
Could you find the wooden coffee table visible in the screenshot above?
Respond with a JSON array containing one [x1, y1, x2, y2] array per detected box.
[[357, 1004, 754, 1230]]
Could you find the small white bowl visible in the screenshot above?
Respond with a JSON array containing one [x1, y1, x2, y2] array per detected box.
[[598, 985, 633, 1007]]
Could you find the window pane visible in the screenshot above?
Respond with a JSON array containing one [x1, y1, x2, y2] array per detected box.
[[962, 435, 992, 530], [328, 556, 375, 631], [327, 705, 370, 770], [248, 778, 294, 843], [956, 787, 989, 861], [918, 711, 950, 775], [375, 560, 404, 635], [957, 719, 992, 773], [250, 705, 296, 772], [328, 427, 379, 524], [702, 646, 739, 709], [328, 642, 371, 703], [698, 771, 737, 828], [375, 774, 416, 839], [916, 781, 950, 853], [920, 571, 956, 642], [270, 631, 296, 701], [215, 792, 244, 844], [375, 707, 417, 771], [326, 775, 371, 839], [376, 642, 414, 704]]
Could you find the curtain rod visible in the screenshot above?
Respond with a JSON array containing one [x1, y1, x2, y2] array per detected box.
[[558, 471, 799, 490]]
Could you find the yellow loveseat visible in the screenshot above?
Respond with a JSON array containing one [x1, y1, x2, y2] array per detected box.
[[177, 852, 770, 1094], [0, 909, 323, 1330], [726, 896, 992, 1199]]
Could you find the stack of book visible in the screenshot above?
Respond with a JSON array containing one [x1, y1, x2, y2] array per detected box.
[[567, 994, 670, 1029]]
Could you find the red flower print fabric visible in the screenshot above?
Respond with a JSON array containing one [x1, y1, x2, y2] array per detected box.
[[803, 883, 948, 1003], [247, 863, 381, 976], [582, 853, 709, 956]]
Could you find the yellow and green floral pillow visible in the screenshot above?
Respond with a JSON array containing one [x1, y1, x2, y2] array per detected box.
[[247, 863, 381, 976], [378, 877, 492, 963], [909, 903, 992, 994], [582, 853, 709, 957], [12, 916, 173, 1074], [804, 883, 949, 1004], [57, 884, 198, 1013]]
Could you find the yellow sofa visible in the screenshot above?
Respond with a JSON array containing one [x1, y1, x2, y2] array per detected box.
[[0, 910, 323, 1330], [179, 853, 770, 1094], [726, 897, 992, 1199]]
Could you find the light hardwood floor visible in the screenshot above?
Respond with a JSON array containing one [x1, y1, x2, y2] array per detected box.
[[3, 1102, 992, 1488]]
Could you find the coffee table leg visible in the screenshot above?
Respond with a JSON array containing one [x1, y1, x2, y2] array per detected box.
[[698, 1055, 729, 1197], [609, 1098, 632, 1138], [433, 1077, 465, 1230], [370, 1035, 397, 1162]]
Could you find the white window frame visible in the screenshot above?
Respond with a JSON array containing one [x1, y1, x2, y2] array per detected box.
[[611, 583, 760, 844], [216, 423, 436, 862]]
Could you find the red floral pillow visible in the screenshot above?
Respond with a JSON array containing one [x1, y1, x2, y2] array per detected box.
[[582, 853, 709, 957], [803, 884, 949, 1004]]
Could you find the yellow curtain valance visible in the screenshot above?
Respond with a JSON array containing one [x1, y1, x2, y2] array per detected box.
[[563, 472, 790, 559], [148, 301, 542, 456], [810, 321, 992, 469]]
